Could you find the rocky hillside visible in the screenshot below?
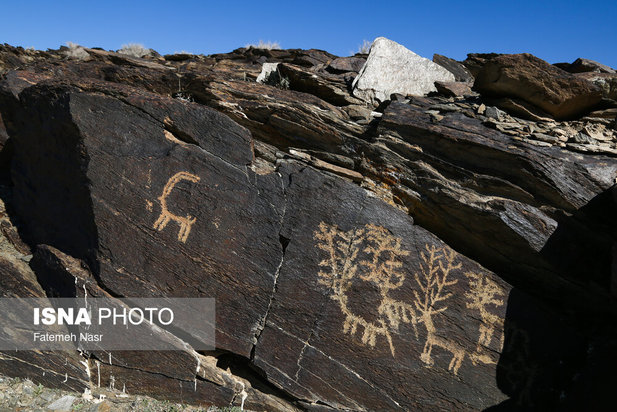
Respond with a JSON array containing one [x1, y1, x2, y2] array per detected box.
[[0, 38, 615, 411]]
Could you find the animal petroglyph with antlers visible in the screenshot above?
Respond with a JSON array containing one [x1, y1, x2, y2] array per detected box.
[[465, 271, 506, 365], [314, 222, 417, 356], [314, 222, 508, 377]]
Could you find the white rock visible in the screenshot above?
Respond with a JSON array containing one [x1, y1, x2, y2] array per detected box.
[[47, 395, 77, 411], [256, 62, 279, 83], [352, 37, 455, 104]]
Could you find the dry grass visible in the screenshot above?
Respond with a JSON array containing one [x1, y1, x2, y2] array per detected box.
[[245, 40, 281, 50], [118, 43, 150, 58], [65, 42, 90, 60], [357, 39, 372, 54]]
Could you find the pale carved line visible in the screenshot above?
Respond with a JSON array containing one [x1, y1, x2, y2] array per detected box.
[[153, 171, 201, 243], [314, 223, 415, 356], [314, 222, 508, 377], [465, 271, 506, 366], [413, 245, 466, 375]]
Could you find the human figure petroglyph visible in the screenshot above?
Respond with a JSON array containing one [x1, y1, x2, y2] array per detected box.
[[465, 271, 506, 365], [314, 223, 416, 356], [153, 171, 201, 243], [413, 245, 466, 375]]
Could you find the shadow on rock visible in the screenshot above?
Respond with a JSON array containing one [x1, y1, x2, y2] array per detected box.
[[488, 185, 617, 411]]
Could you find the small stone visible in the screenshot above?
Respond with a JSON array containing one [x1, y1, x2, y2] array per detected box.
[[256, 62, 279, 84], [430, 113, 444, 123], [47, 395, 77, 411], [477, 103, 486, 115], [434, 81, 472, 97], [87, 400, 112, 412], [572, 132, 595, 144], [485, 106, 505, 120], [428, 103, 460, 113], [532, 133, 560, 144]]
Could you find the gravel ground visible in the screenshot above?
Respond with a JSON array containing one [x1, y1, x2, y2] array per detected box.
[[0, 375, 242, 412]]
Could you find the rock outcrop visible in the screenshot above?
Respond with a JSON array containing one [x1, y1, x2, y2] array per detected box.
[[556, 57, 616, 74], [0, 40, 616, 410], [474, 53, 604, 119], [352, 37, 455, 104]]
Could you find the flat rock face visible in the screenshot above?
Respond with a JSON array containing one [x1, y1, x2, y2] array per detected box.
[[254, 163, 511, 410], [474, 53, 604, 119], [7, 79, 282, 358], [352, 37, 455, 104], [434, 81, 473, 97], [327, 56, 366, 73]]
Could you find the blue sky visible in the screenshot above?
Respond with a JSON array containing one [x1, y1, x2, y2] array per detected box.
[[1, 0, 616, 68]]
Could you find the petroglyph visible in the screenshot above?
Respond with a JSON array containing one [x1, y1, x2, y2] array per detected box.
[[413, 245, 466, 374], [465, 271, 506, 365], [314, 222, 508, 376], [314, 223, 416, 356], [153, 171, 201, 243]]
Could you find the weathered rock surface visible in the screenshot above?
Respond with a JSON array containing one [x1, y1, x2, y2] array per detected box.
[[0, 192, 90, 393], [556, 57, 616, 74], [0, 42, 616, 410], [433, 54, 474, 83], [373, 101, 617, 299], [326, 56, 366, 74], [276, 63, 364, 106], [574, 71, 617, 101], [462, 53, 503, 78], [352, 37, 455, 104], [254, 163, 513, 410], [474, 53, 604, 119], [434, 81, 473, 97]]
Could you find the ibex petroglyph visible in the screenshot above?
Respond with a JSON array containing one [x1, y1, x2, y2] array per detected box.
[[153, 171, 201, 243]]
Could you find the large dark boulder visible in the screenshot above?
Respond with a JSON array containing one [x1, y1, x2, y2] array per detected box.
[[474, 53, 604, 120], [557, 57, 615, 74]]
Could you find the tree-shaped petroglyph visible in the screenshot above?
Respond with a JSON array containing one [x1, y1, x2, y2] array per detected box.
[[153, 171, 201, 243], [413, 245, 466, 375], [314, 222, 416, 356], [315, 223, 509, 377], [465, 272, 506, 365]]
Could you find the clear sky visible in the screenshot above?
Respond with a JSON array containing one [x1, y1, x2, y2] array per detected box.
[[1, 0, 616, 68]]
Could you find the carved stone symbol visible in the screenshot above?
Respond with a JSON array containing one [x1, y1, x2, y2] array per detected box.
[[314, 223, 415, 356], [465, 271, 506, 366], [413, 245, 465, 374], [314, 222, 508, 377], [153, 171, 201, 243]]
